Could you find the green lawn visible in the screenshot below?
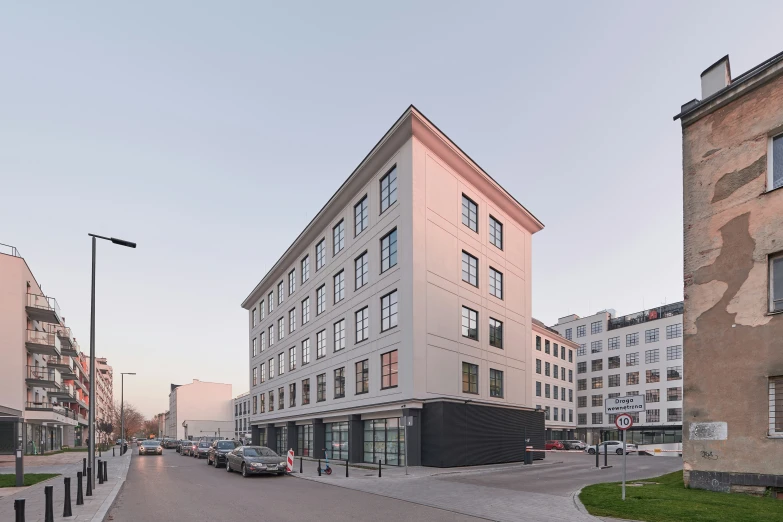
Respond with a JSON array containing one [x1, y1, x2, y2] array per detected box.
[[580, 471, 783, 522], [0, 473, 60, 488]]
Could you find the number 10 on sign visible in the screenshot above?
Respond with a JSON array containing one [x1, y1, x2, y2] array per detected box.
[[615, 413, 633, 500]]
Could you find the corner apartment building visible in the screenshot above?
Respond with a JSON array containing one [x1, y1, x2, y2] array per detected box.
[[167, 379, 232, 440], [553, 303, 684, 448], [233, 392, 251, 443], [241, 106, 545, 467], [0, 244, 86, 454], [531, 319, 577, 440], [674, 52, 783, 494]]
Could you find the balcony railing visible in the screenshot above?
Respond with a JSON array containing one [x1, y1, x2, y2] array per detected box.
[[51, 324, 74, 348], [48, 355, 74, 371], [25, 402, 77, 419], [26, 293, 61, 324], [607, 302, 684, 331], [26, 365, 62, 386], [26, 328, 61, 355], [0, 243, 21, 257]]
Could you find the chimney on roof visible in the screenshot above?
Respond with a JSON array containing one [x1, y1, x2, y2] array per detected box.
[[701, 55, 731, 99]]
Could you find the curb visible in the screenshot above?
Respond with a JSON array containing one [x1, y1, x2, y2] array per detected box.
[[572, 488, 603, 521], [90, 452, 133, 522]]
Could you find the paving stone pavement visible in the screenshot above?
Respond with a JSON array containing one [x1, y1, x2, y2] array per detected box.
[[0, 450, 132, 521]]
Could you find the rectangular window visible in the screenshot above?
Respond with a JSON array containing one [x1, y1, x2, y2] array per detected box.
[[316, 285, 326, 315], [316, 330, 326, 359], [316, 374, 326, 402], [545, 340, 550, 354], [577, 344, 586, 356], [381, 290, 398, 331], [333, 220, 345, 255], [769, 376, 783, 435], [289, 308, 296, 333], [608, 337, 620, 350], [489, 318, 503, 348], [667, 366, 683, 381], [626, 332, 639, 346], [554, 386, 559, 400], [646, 409, 660, 422], [302, 297, 310, 325], [252, 367, 258, 386], [334, 270, 345, 303], [627, 372, 640, 385], [356, 360, 369, 394], [268, 325, 274, 346], [646, 389, 660, 403], [666, 345, 682, 360], [569, 389, 573, 402], [553, 408, 559, 421], [568, 369, 573, 382], [461, 194, 478, 232], [302, 339, 310, 365], [645, 349, 660, 364], [301, 255, 310, 284], [278, 352, 285, 375], [253, 395, 257, 414], [536, 359, 542, 374], [545, 362, 550, 376], [545, 384, 551, 398], [535, 381, 541, 397], [461, 251, 478, 286], [290, 383, 296, 408], [381, 350, 398, 389], [591, 341, 602, 353], [592, 394, 603, 407], [591, 321, 602, 334], [252, 337, 258, 357], [592, 377, 603, 389], [380, 166, 397, 212], [608, 356, 620, 369], [565, 328, 572, 340], [316, 239, 326, 271], [355, 252, 368, 289], [771, 252, 783, 312], [576, 325, 586, 337], [279, 387, 284, 410], [646, 369, 660, 383], [268, 390, 274, 412], [462, 362, 478, 394], [591, 359, 603, 372], [489, 369, 504, 398], [489, 216, 503, 249], [553, 344, 559, 358], [578, 395, 587, 407], [536, 336, 541, 350], [561, 347, 566, 360], [592, 413, 603, 425], [252, 308, 257, 328], [268, 292, 274, 314], [554, 364, 559, 379], [288, 269, 296, 296], [645, 328, 659, 343], [608, 374, 620, 387], [260, 362, 266, 383], [381, 229, 397, 272], [626, 352, 639, 366], [667, 387, 683, 401], [667, 408, 683, 422], [334, 368, 345, 398], [278, 281, 284, 305], [259, 393, 266, 413], [334, 319, 346, 352], [278, 317, 285, 341], [578, 413, 587, 425], [577, 379, 587, 391], [461, 306, 478, 340], [666, 324, 682, 339], [302, 379, 310, 405], [355, 307, 369, 342], [489, 268, 503, 299], [289, 346, 297, 371], [261, 300, 265, 320], [355, 196, 369, 236]]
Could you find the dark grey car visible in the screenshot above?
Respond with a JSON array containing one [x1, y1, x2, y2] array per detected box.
[[225, 446, 287, 477]]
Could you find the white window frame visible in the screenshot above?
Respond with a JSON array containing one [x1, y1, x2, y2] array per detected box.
[[770, 251, 783, 313], [768, 132, 783, 192], [769, 376, 783, 437]]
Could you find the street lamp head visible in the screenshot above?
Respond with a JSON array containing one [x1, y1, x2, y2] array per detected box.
[[110, 238, 136, 248], [122, 372, 137, 376]]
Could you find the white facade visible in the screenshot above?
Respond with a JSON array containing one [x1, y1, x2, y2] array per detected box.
[[241, 107, 544, 441], [552, 303, 684, 440], [167, 379, 232, 440], [232, 392, 251, 442], [531, 319, 577, 438]]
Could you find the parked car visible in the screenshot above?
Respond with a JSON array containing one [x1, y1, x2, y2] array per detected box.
[[225, 446, 287, 477], [176, 440, 187, 453], [180, 441, 197, 456], [139, 440, 163, 456], [545, 440, 565, 450], [116, 439, 125, 446], [561, 440, 587, 450], [193, 441, 211, 459], [207, 439, 239, 468], [163, 439, 177, 449], [586, 440, 637, 455]]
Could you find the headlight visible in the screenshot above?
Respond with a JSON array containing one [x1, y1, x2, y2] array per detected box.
[[279, 461, 286, 467], [157, 447, 162, 452]]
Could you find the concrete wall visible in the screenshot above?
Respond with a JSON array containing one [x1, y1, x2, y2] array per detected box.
[[680, 69, 783, 490], [171, 380, 232, 440]]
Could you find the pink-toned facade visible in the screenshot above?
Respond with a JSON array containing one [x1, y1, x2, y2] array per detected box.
[[167, 379, 233, 440]]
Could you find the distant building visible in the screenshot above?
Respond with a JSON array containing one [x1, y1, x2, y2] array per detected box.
[[553, 303, 684, 449], [87, 356, 113, 443], [232, 392, 250, 443], [531, 319, 577, 440], [167, 379, 232, 440], [675, 52, 783, 493]]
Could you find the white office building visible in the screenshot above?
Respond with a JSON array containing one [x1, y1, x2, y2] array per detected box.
[[552, 303, 684, 449], [531, 319, 577, 440], [233, 392, 251, 443]]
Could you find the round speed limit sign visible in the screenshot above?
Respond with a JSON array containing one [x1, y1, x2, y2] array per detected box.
[[615, 413, 633, 430]]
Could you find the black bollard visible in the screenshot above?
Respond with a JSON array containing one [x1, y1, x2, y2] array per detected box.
[[82, 458, 86, 477], [378, 460, 382, 478], [63, 477, 73, 517], [98, 459, 103, 484], [44, 485, 54, 522], [604, 443, 608, 468], [76, 472, 84, 505], [103, 460, 108, 482], [345, 460, 349, 477], [86, 467, 92, 496], [317, 459, 321, 476], [99, 447, 102, 458], [113, 447, 115, 457], [299, 457, 303, 474], [14, 498, 25, 522]]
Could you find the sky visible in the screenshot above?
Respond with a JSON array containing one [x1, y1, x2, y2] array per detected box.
[[2, 1, 782, 417]]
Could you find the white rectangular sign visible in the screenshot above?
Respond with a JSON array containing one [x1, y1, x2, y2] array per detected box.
[[605, 395, 645, 414]]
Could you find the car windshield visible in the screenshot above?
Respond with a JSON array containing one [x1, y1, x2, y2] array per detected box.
[[216, 441, 235, 450], [142, 441, 158, 447], [198, 442, 209, 447]]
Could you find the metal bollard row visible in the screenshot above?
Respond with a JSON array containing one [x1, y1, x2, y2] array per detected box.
[[63, 477, 73, 517], [76, 472, 84, 505]]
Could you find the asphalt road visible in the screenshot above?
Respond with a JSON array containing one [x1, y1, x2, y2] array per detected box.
[[108, 448, 482, 522]]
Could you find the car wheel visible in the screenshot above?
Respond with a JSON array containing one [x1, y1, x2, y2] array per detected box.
[[242, 464, 248, 477], [616, 449, 624, 455], [588, 448, 595, 455]]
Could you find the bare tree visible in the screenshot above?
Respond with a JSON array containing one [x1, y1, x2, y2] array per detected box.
[[110, 401, 144, 439]]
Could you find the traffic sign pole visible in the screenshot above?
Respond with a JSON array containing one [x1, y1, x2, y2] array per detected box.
[[614, 413, 633, 501], [622, 429, 627, 500]]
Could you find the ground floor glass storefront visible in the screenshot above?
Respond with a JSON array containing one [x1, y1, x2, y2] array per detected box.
[[25, 424, 62, 454], [325, 422, 348, 461], [297, 425, 313, 457], [276, 426, 288, 453], [363, 418, 405, 466]]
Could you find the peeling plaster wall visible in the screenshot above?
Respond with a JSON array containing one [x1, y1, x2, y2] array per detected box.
[[681, 72, 783, 488]]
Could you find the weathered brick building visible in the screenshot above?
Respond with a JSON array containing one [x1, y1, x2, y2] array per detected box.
[[675, 52, 783, 494]]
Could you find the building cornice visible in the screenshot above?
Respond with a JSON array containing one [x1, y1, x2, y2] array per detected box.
[[532, 321, 579, 349]]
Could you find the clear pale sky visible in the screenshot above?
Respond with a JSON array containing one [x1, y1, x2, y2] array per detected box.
[[2, 2, 781, 417]]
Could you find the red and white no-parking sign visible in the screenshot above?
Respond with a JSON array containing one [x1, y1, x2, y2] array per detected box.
[[286, 449, 294, 472], [615, 413, 633, 430]]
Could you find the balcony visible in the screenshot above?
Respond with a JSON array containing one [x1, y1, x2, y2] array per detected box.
[[25, 328, 61, 357], [26, 366, 62, 389], [607, 302, 684, 331], [24, 402, 78, 425], [26, 293, 61, 325], [67, 339, 82, 358], [47, 356, 77, 379], [49, 383, 76, 401], [52, 325, 75, 352]]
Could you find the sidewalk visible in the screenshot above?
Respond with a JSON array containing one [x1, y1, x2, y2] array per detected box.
[[0, 450, 132, 521]]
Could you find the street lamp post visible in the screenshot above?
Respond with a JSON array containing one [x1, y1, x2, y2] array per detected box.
[[88, 234, 136, 484], [120, 372, 136, 454]]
